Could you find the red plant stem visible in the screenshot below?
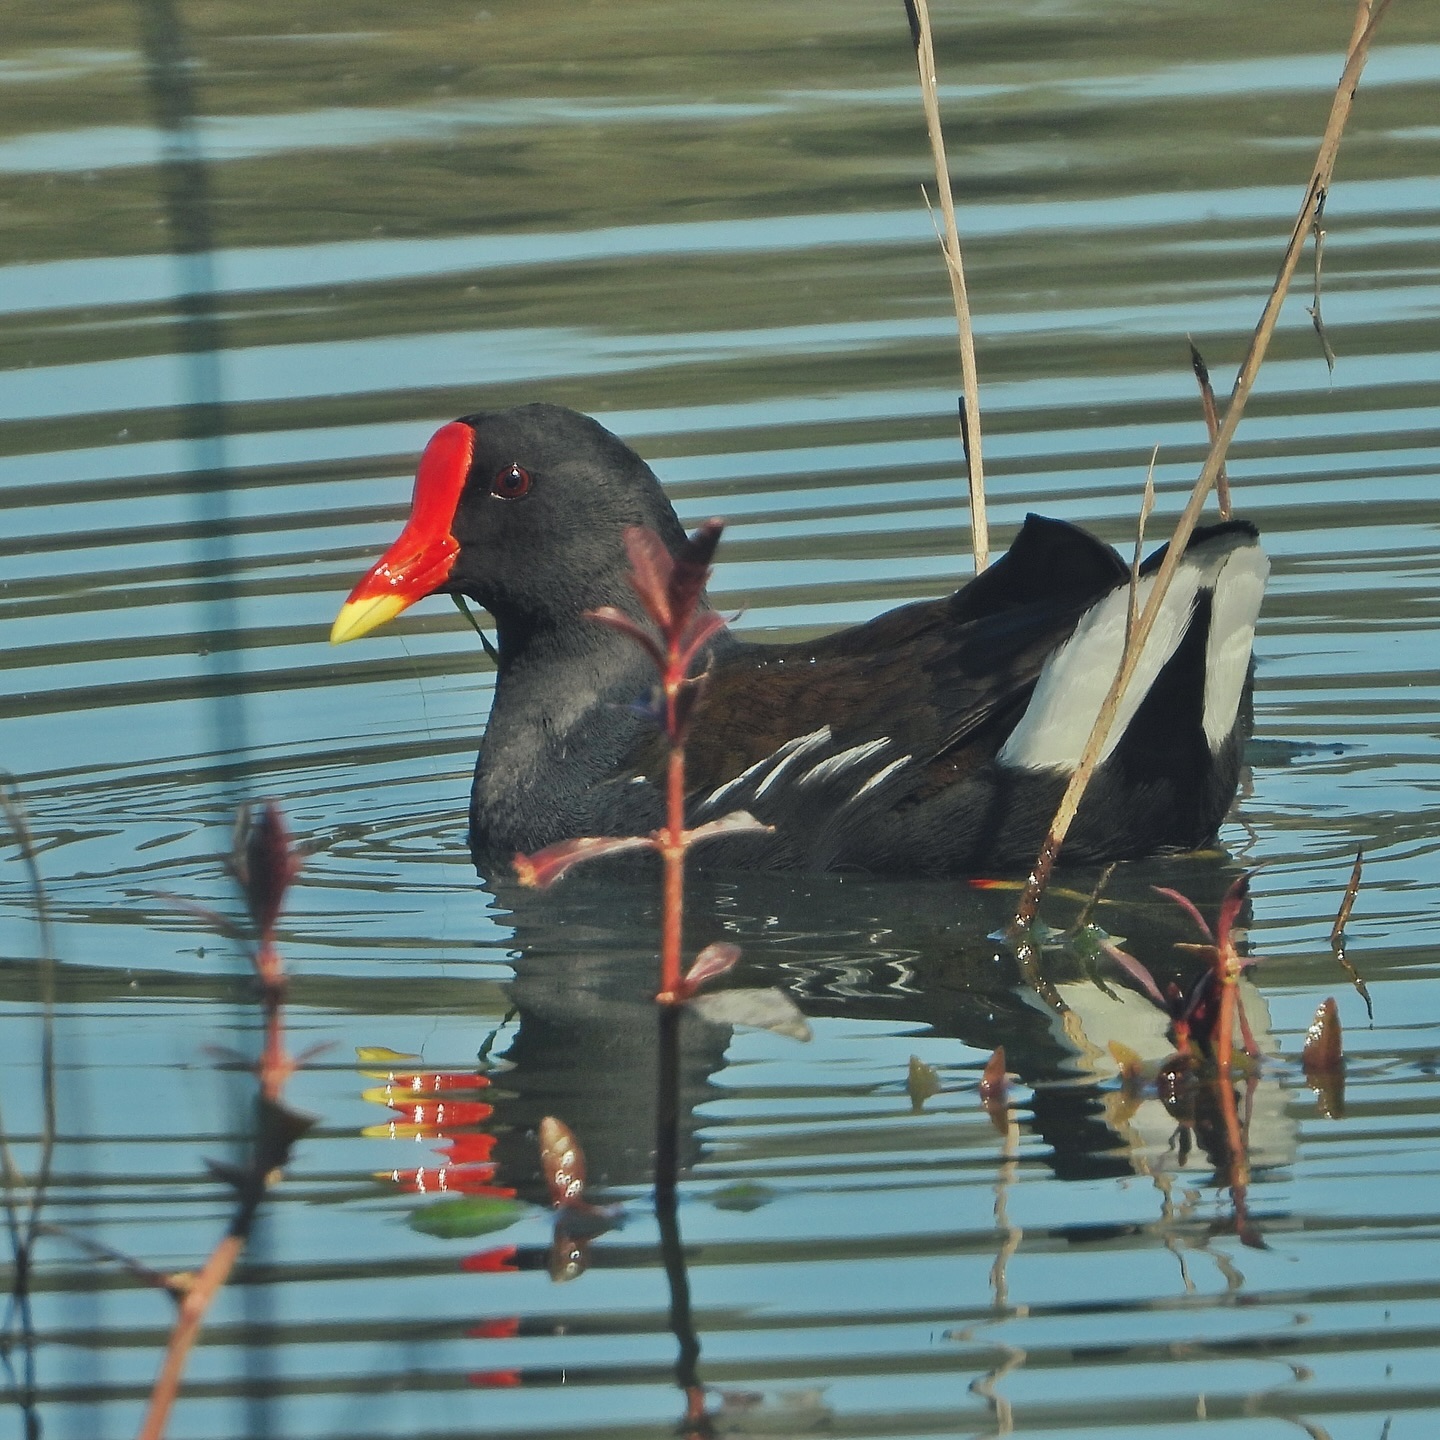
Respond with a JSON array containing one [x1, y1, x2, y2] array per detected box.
[[1213, 928, 1250, 1074], [137, 1234, 245, 1440], [141, 817, 304, 1439], [1215, 966, 1235, 1075], [660, 743, 686, 999], [1213, 1071, 1251, 1239], [655, 629, 690, 1001], [256, 941, 288, 1102]]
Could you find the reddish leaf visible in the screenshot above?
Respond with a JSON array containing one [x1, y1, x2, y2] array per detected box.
[[1099, 938, 1169, 1011], [680, 942, 742, 997], [1234, 988, 1261, 1060], [668, 518, 725, 629], [979, 1047, 1008, 1102], [386, 1098, 493, 1128], [1214, 871, 1252, 954], [148, 893, 243, 939], [979, 1047, 1009, 1133], [676, 608, 731, 674], [514, 832, 656, 888], [466, 1317, 520, 1339], [1153, 885, 1214, 944], [622, 526, 677, 630], [459, 1245, 519, 1273], [585, 605, 666, 672], [230, 801, 302, 938], [682, 811, 774, 849], [440, 1133, 499, 1164], [1302, 997, 1344, 1075], [538, 1116, 586, 1208], [386, 1162, 498, 1189]]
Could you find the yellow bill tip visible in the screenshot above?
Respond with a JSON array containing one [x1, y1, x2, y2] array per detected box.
[[330, 593, 409, 645]]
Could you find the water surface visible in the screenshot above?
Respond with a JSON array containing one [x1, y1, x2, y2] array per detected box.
[[2, 2, 1438, 1437]]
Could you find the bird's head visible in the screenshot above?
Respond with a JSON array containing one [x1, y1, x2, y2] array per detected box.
[[331, 403, 688, 645]]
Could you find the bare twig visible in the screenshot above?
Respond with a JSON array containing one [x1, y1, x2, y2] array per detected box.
[[1010, 0, 1390, 938], [906, 0, 988, 571], [1187, 340, 1232, 519], [1307, 206, 1338, 373], [1330, 848, 1373, 1019], [1330, 847, 1364, 945]]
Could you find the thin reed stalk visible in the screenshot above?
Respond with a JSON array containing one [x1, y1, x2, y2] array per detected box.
[[905, 0, 988, 571], [1011, 0, 1390, 938], [0, 778, 57, 1440], [137, 804, 313, 1440]]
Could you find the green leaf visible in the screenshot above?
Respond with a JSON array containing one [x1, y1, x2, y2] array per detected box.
[[710, 1182, 775, 1212], [410, 1196, 526, 1239]]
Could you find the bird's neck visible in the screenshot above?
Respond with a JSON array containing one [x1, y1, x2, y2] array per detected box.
[[469, 607, 657, 858]]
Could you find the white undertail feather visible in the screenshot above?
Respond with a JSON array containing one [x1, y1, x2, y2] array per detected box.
[[1202, 543, 1269, 749], [997, 530, 1266, 773]]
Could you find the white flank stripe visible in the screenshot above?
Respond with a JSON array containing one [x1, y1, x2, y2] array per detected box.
[[697, 753, 774, 813], [698, 728, 828, 812], [752, 725, 833, 798], [796, 737, 891, 788], [1203, 542, 1269, 750], [847, 753, 911, 804]]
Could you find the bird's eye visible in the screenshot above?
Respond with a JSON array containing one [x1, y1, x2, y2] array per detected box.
[[491, 463, 532, 499]]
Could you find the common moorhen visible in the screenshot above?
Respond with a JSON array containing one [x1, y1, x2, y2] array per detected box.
[[332, 403, 1268, 875]]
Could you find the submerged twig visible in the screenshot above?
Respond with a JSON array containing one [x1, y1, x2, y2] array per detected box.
[[906, 0, 988, 571], [654, 1008, 708, 1434], [1010, 0, 1390, 939]]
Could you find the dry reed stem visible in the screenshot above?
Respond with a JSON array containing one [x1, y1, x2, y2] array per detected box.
[[906, 0, 988, 571], [1010, 0, 1389, 938], [1126, 448, 1158, 651]]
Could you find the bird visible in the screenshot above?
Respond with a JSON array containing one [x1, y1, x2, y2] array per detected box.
[[331, 403, 1268, 876]]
